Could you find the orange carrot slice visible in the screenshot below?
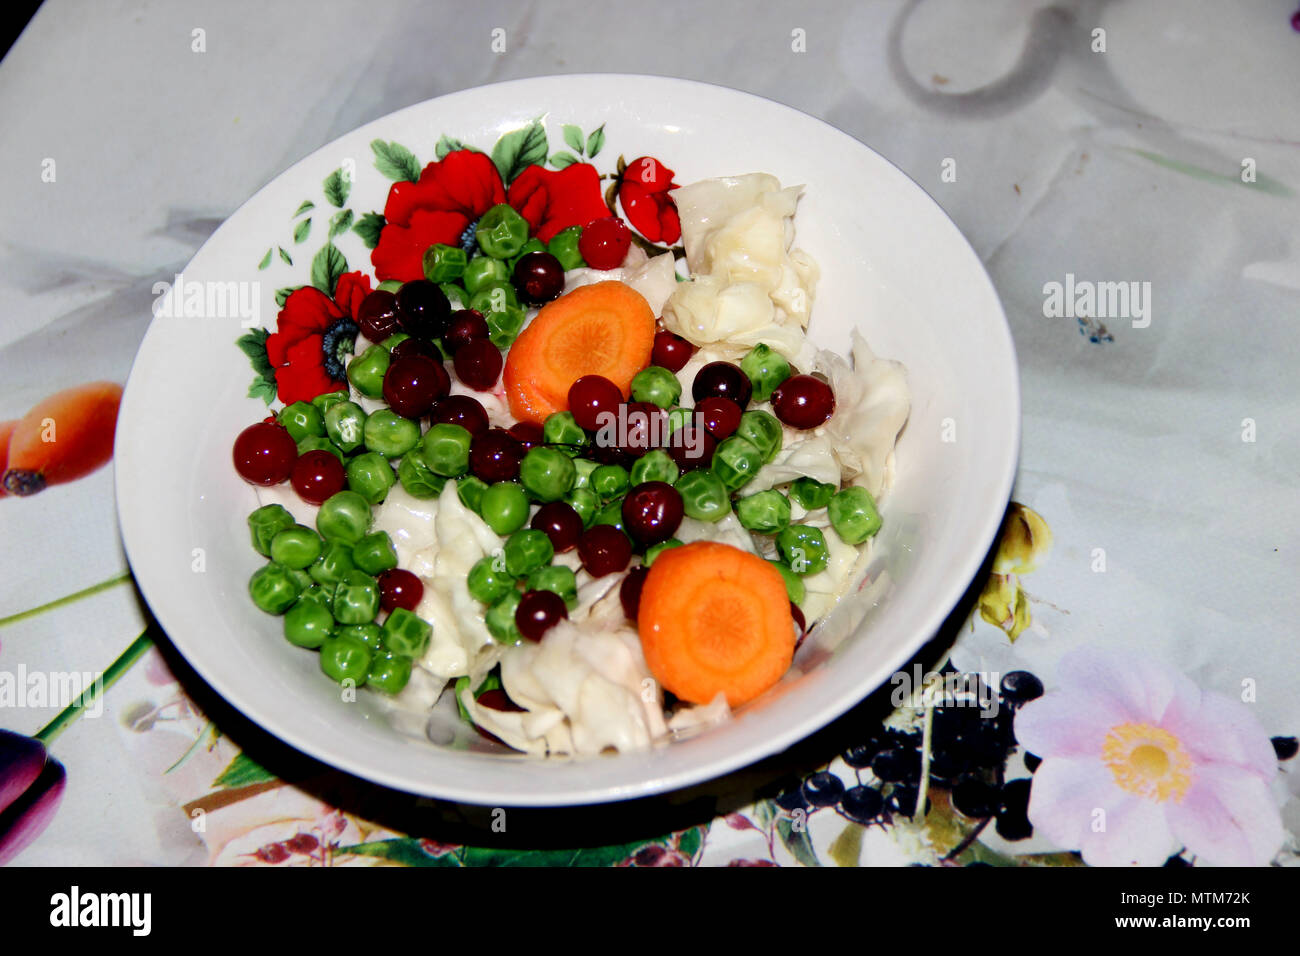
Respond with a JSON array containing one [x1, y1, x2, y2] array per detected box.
[[637, 541, 795, 707], [2, 382, 122, 496], [503, 280, 655, 424]]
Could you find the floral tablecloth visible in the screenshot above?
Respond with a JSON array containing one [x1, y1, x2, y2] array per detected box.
[[2, 0, 1297, 867]]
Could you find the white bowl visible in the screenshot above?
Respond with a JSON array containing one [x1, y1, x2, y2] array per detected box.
[[116, 75, 1018, 806]]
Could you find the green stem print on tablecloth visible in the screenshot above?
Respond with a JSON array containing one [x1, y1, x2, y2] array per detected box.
[[0, 570, 133, 629], [33, 628, 153, 746]]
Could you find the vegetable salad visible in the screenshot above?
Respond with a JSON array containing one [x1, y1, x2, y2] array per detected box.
[[233, 164, 910, 757]]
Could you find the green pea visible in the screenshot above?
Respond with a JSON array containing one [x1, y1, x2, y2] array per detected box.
[[788, 477, 836, 510], [734, 410, 782, 464], [382, 607, 432, 659], [288, 566, 314, 592], [572, 457, 599, 489], [347, 344, 391, 399], [364, 409, 420, 459], [277, 401, 325, 442], [591, 464, 629, 501], [419, 423, 472, 478], [324, 401, 367, 453], [712, 435, 763, 492], [547, 225, 585, 271], [367, 651, 412, 695], [295, 435, 345, 464], [479, 481, 530, 535], [508, 237, 547, 273], [440, 283, 469, 309], [296, 585, 334, 611], [476, 203, 530, 259], [423, 243, 468, 283], [284, 599, 333, 649], [249, 562, 302, 615], [526, 564, 577, 608], [346, 452, 396, 505], [319, 634, 371, 685], [519, 447, 576, 502], [644, 538, 684, 566], [485, 589, 523, 643], [311, 390, 350, 415], [740, 344, 791, 403], [666, 407, 692, 435], [630, 449, 679, 487], [248, 504, 295, 557], [308, 541, 355, 586], [767, 560, 806, 605], [630, 366, 682, 409], [377, 279, 403, 294], [457, 475, 490, 514], [735, 490, 792, 535], [331, 569, 380, 625], [543, 412, 588, 456], [504, 528, 554, 578], [462, 255, 509, 294], [351, 531, 398, 575], [592, 496, 626, 534], [337, 622, 384, 651], [269, 524, 323, 570], [379, 331, 410, 351], [468, 554, 515, 604], [397, 453, 447, 499], [316, 490, 372, 546], [674, 470, 731, 522], [565, 486, 600, 526], [486, 304, 527, 349], [469, 280, 519, 317], [828, 486, 882, 544], [777, 525, 829, 575]]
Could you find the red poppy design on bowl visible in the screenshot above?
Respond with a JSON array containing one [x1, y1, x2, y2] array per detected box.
[[371, 151, 506, 282], [506, 162, 612, 243], [265, 271, 372, 405], [371, 150, 611, 281], [618, 156, 681, 245]]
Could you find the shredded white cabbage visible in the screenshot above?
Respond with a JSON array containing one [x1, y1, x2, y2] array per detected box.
[[799, 524, 868, 623], [746, 432, 842, 494], [816, 330, 911, 498], [369, 483, 504, 682], [661, 173, 819, 360], [462, 620, 669, 756], [675, 512, 760, 555], [562, 246, 679, 317]]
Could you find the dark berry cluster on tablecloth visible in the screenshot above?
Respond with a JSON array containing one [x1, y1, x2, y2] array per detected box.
[[767, 665, 1049, 860]]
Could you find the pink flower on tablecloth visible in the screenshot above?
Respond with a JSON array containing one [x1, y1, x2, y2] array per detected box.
[[1014, 648, 1284, 866]]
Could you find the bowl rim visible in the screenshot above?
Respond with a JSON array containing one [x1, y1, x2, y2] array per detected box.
[[115, 73, 1020, 805]]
